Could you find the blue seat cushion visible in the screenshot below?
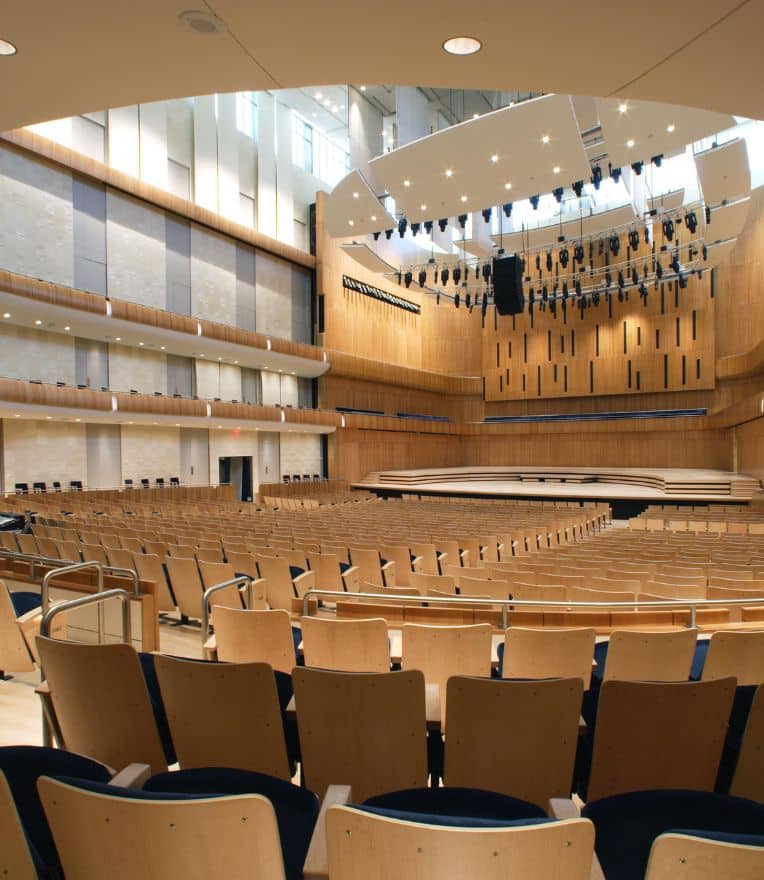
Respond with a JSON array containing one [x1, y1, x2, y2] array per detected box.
[[145, 767, 319, 880], [10, 591, 41, 618], [289, 566, 305, 580], [362, 787, 546, 822], [338, 561, 352, 574], [582, 789, 764, 880], [0, 746, 111, 878], [137, 652, 177, 765], [666, 830, 764, 847], [274, 669, 301, 768], [689, 640, 709, 681]]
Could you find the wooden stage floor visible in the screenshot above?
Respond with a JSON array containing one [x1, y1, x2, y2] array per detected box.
[[354, 466, 761, 504]]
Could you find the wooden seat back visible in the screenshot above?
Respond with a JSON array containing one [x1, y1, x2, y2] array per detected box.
[[301, 616, 390, 673], [502, 626, 596, 688], [154, 655, 290, 779], [587, 678, 736, 800], [604, 629, 697, 682], [131, 552, 175, 613], [701, 631, 764, 686], [645, 832, 764, 880], [293, 668, 427, 801], [212, 607, 296, 672], [730, 684, 764, 804], [164, 556, 204, 620]]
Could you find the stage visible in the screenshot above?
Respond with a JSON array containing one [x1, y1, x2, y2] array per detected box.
[[354, 466, 761, 518]]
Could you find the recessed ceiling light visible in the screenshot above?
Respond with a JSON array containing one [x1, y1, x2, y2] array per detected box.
[[64, 325, 71, 331], [370, 214, 377, 221], [323, 98, 331, 106], [403, 179, 411, 187], [153, 421, 158, 426], [200, 353, 205, 357], [160, 345, 166, 350], [178, 10, 226, 35], [115, 337, 121, 342], [352, 192, 359, 199], [504, 182, 512, 190], [46, 416, 52, 420], [472, 113, 479, 119], [627, 139, 635, 148], [348, 219, 354, 226], [127, 421, 133, 425], [360, 85, 367, 91], [618, 103, 628, 113], [75, 418, 81, 422], [138, 341, 144, 346], [0, 39, 18, 57], [420, 203, 427, 211], [491, 154, 499, 163], [460, 195, 468, 202], [541, 135, 550, 144], [175, 423, 181, 427], [445, 168, 453, 177], [233, 360, 238, 365], [332, 105, 339, 113], [217, 356, 223, 361], [2, 313, 9, 319], [34, 319, 42, 325], [667, 124, 676, 133], [553, 165, 561, 174], [442, 36, 482, 56], [13, 414, 19, 418]]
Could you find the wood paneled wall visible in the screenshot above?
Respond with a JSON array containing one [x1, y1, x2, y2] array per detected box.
[[736, 417, 764, 481], [483, 274, 714, 401]]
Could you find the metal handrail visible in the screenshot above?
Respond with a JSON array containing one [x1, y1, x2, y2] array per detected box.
[[40, 588, 132, 644], [0, 548, 141, 596], [201, 576, 255, 644], [302, 589, 764, 630], [42, 561, 104, 641], [103, 566, 140, 595]]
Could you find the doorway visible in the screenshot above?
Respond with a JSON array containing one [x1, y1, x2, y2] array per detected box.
[[218, 456, 253, 502]]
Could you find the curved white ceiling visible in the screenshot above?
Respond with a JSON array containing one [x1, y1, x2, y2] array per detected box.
[[1, 1, 763, 132]]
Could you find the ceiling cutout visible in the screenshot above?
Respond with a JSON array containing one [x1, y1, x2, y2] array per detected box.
[[596, 98, 735, 170], [367, 94, 591, 224], [324, 169, 395, 237], [695, 138, 751, 207]]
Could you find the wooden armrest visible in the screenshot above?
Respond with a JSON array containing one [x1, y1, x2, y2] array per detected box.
[[294, 571, 316, 590], [341, 566, 359, 589], [35, 681, 50, 697], [303, 784, 353, 880], [410, 555, 424, 573], [548, 798, 580, 819], [203, 634, 217, 661], [460, 550, 470, 567], [381, 560, 396, 587], [109, 763, 151, 789], [16, 608, 43, 625]]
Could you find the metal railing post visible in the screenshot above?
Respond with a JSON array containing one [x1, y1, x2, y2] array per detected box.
[[41, 561, 105, 640]]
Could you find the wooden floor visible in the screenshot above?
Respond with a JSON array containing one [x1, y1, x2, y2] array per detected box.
[[355, 466, 761, 502]]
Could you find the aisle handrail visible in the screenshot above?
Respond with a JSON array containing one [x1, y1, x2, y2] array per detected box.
[[201, 576, 255, 643], [40, 588, 132, 644], [302, 589, 764, 629]]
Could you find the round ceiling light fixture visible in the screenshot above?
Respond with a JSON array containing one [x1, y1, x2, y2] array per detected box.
[[0, 38, 17, 56], [442, 36, 482, 56], [178, 10, 227, 35]]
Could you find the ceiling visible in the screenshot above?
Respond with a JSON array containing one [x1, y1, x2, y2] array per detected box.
[[1, 1, 763, 133]]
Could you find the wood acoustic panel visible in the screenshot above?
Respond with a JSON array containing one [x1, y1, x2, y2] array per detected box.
[[483, 274, 715, 401]]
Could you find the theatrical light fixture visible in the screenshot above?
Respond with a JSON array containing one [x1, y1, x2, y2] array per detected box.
[[702, 244, 708, 261], [403, 179, 411, 187], [553, 186, 564, 203], [460, 194, 468, 203], [667, 124, 676, 133], [574, 245, 585, 264], [631, 267, 639, 285], [453, 266, 462, 285], [609, 235, 620, 256], [618, 102, 628, 113], [502, 202, 513, 217], [438, 218, 448, 232], [352, 192, 359, 199], [591, 165, 602, 190], [626, 139, 635, 148], [628, 229, 640, 250], [685, 211, 698, 234], [445, 168, 453, 177], [609, 164, 622, 183], [373, 231, 381, 240], [553, 165, 561, 175], [424, 220, 433, 234], [656, 262, 664, 279], [482, 263, 492, 281], [348, 220, 354, 226], [631, 161, 644, 175], [398, 217, 408, 237], [481, 208, 492, 223], [420, 203, 427, 211], [443, 36, 482, 55], [529, 194, 540, 210], [671, 256, 681, 274], [385, 229, 393, 240], [541, 135, 550, 144], [491, 154, 499, 163], [651, 154, 663, 167], [411, 222, 421, 236], [662, 218, 675, 241], [418, 270, 427, 287], [504, 182, 512, 190], [572, 180, 584, 198], [705, 206, 712, 224], [454, 292, 460, 308], [457, 213, 468, 229], [440, 267, 450, 285], [559, 247, 569, 268], [403, 271, 413, 288]]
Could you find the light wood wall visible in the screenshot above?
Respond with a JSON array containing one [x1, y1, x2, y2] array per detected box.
[[736, 417, 764, 481]]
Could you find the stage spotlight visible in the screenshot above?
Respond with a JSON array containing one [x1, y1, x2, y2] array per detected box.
[[529, 194, 540, 210], [575, 278, 582, 297], [418, 270, 427, 288], [562, 281, 569, 300], [453, 266, 462, 285], [592, 290, 600, 306], [373, 231, 381, 241], [678, 273, 688, 289], [631, 161, 644, 175], [465, 292, 471, 308], [651, 154, 663, 167], [481, 292, 488, 313], [411, 222, 421, 236], [475, 264, 480, 280], [404, 271, 413, 288], [639, 283, 648, 301], [436, 293, 440, 304], [438, 218, 448, 232], [605, 270, 612, 287], [398, 217, 408, 238], [385, 229, 393, 240], [481, 208, 492, 223], [628, 229, 640, 250], [574, 245, 585, 264], [609, 163, 622, 183], [662, 218, 675, 241], [609, 235, 620, 256], [482, 263, 492, 281], [502, 202, 513, 218], [454, 292, 460, 308], [440, 267, 450, 285], [572, 180, 584, 198], [671, 256, 681, 274], [546, 251, 553, 271], [705, 206, 712, 224], [618, 270, 625, 289], [552, 186, 564, 204], [424, 220, 433, 234], [656, 262, 663, 279], [559, 247, 569, 268], [644, 225, 650, 244], [618, 288, 624, 302], [535, 253, 541, 271], [631, 267, 639, 285], [702, 244, 708, 261], [458, 214, 468, 229], [542, 284, 548, 302], [685, 211, 698, 234], [396, 272, 402, 285], [591, 165, 602, 190]]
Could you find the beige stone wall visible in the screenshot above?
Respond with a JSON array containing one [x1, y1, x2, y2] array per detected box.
[[120, 424, 180, 484], [219, 364, 242, 401], [190, 225, 236, 325], [106, 190, 166, 309], [108, 345, 167, 394], [0, 325, 76, 385], [208, 428, 258, 488], [280, 432, 321, 479], [195, 360, 219, 400], [260, 370, 282, 405], [3, 419, 87, 492], [280, 373, 299, 407], [0, 144, 74, 287], [255, 250, 292, 338]]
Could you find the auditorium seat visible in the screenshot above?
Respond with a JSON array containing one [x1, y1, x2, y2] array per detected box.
[[256, 554, 314, 609], [500, 627, 596, 687], [0, 583, 44, 674], [349, 547, 396, 587], [154, 655, 290, 777], [164, 557, 206, 621], [308, 552, 360, 592], [599, 629, 698, 683], [210, 607, 298, 671], [131, 552, 177, 614], [730, 685, 764, 803], [301, 616, 391, 673], [645, 831, 764, 880]]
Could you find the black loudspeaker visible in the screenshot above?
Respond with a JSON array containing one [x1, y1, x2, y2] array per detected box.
[[492, 255, 526, 315]]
